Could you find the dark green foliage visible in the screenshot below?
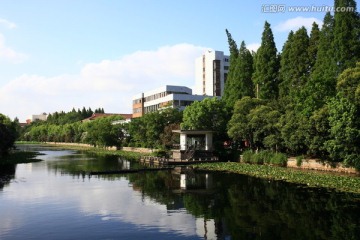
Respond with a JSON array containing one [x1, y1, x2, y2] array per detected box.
[[325, 63, 360, 169], [227, 97, 264, 147], [333, 0, 360, 72], [278, 31, 294, 99], [279, 110, 309, 155], [239, 150, 287, 166], [0, 114, 18, 157], [242, 150, 253, 163], [302, 13, 337, 115], [223, 29, 239, 108], [181, 98, 228, 133], [308, 22, 320, 72], [279, 27, 310, 105], [83, 115, 124, 147], [224, 41, 254, 109], [253, 21, 279, 100], [296, 155, 304, 167], [126, 108, 183, 149]]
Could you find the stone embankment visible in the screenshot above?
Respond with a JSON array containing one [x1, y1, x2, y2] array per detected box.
[[287, 157, 358, 174], [45, 142, 358, 174]]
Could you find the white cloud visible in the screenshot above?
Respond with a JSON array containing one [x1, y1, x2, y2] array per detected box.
[[0, 43, 207, 121], [247, 43, 261, 52], [0, 33, 28, 63], [275, 17, 323, 32], [0, 18, 17, 29]]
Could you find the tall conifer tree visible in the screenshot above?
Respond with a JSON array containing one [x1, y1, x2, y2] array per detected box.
[[223, 29, 239, 107], [333, 0, 360, 73], [302, 13, 337, 114], [278, 31, 294, 99], [252, 21, 279, 100], [308, 22, 320, 73], [224, 41, 254, 109]]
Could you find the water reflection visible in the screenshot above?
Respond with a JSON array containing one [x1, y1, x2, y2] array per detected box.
[[0, 164, 16, 190], [0, 145, 359, 240]]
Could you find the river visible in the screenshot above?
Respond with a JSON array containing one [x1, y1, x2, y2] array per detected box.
[[0, 145, 359, 240]]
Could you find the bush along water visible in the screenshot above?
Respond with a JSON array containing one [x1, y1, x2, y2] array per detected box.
[[241, 150, 287, 167]]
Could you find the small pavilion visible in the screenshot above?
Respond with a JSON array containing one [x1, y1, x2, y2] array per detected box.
[[172, 130, 214, 161]]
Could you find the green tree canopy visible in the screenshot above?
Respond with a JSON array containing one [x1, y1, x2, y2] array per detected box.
[[224, 41, 254, 109], [333, 0, 360, 72], [0, 114, 17, 156], [253, 21, 279, 100]]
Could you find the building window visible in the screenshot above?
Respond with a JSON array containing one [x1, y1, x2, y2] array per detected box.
[[224, 66, 229, 70]]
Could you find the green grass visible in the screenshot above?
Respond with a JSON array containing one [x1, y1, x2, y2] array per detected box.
[[193, 162, 360, 194], [15, 141, 42, 144], [43, 143, 143, 160]]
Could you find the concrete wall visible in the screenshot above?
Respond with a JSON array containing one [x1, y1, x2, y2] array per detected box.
[[121, 147, 154, 153]]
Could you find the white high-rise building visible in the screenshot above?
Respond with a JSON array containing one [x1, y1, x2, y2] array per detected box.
[[195, 50, 230, 96]]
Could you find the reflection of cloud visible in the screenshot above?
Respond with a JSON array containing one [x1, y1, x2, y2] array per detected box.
[[275, 17, 323, 32], [78, 180, 198, 236], [0, 43, 207, 121], [0, 205, 24, 236], [2, 160, 209, 237]]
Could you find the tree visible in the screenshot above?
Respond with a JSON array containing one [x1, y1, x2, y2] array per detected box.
[[181, 98, 228, 132], [325, 63, 360, 169], [227, 97, 264, 149], [308, 22, 320, 72], [181, 97, 229, 148], [224, 41, 254, 109], [0, 114, 17, 156], [278, 31, 294, 99], [223, 29, 239, 107], [333, 0, 360, 73], [302, 13, 337, 115], [84, 116, 124, 147], [126, 108, 182, 149], [326, 97, 360, 168], [253, 21, 279, 100], [247, 105, 281, 151], [279, 27, 310, 104]]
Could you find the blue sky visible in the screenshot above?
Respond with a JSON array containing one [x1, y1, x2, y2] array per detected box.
[[0, 0, 353, 121]]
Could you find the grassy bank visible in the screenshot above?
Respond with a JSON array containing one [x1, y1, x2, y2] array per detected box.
[[193, 162, 360, 194], [42, 143, 143, 160]]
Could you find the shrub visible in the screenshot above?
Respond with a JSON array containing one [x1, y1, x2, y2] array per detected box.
[[252, 152, 264, 164], [271, 153, 287, 167], [153, 150, 169, 158], [259, 150, 273, 164], [242, 150, 254, 163], [296, 155, 304, 167]]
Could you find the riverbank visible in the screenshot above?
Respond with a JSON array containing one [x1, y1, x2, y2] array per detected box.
[[38, 142, 143, 160], [15, 142, 360, 193], [193, 162, 360, 194]]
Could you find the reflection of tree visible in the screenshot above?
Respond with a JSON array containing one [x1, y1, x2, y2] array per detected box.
[[42, 150, 360, 239], [0, 164, 16, 190], [220, 173, 360, 240], [47, 152, 143, 180], [128, 171, 182, 208]]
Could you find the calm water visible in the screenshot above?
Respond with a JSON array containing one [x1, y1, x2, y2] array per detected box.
[[0, 145, 359, 240]]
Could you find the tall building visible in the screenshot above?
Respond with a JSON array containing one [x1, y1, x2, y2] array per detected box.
[[132, 85, 208, 118], [195, 50, 229, 96]]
